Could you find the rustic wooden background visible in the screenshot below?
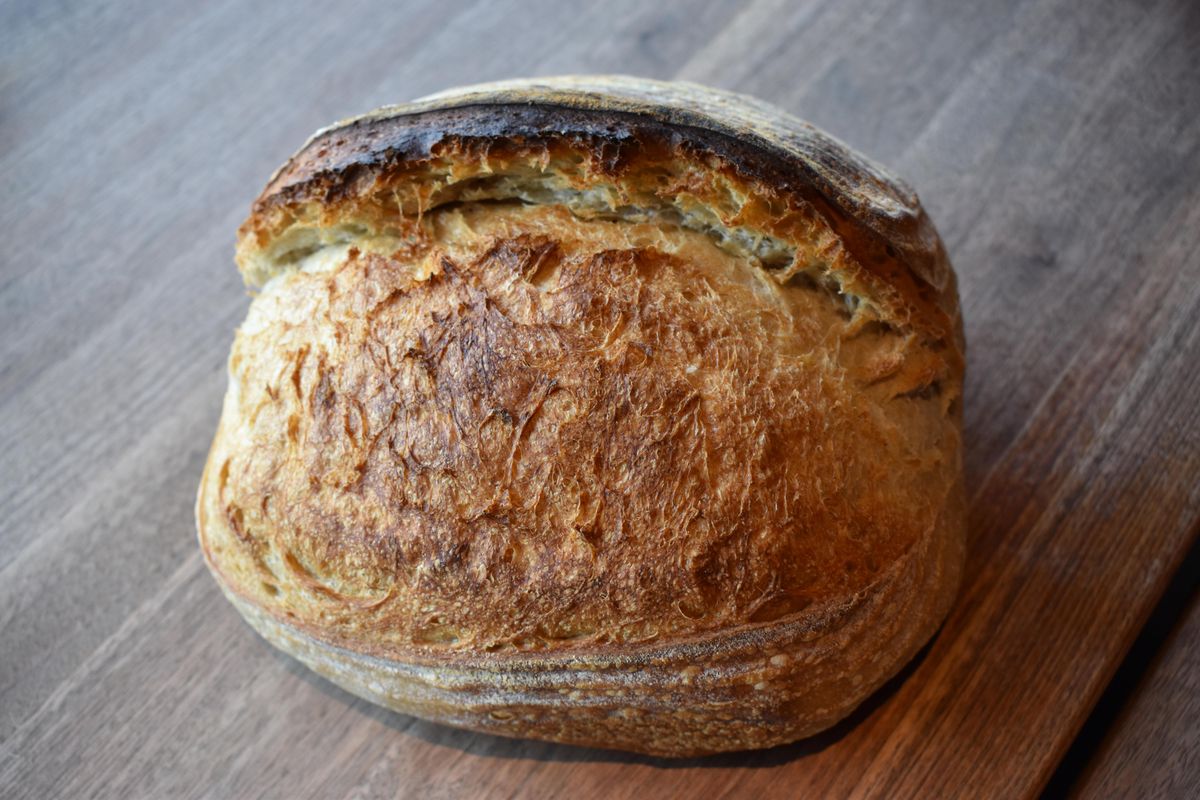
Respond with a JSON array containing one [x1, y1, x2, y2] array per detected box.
[[2, 0, 1198, 797]]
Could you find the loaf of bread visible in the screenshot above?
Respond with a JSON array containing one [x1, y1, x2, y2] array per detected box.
[[198, 76, 965, 757]]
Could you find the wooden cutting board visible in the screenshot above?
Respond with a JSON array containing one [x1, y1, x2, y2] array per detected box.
[[2, 0, 1197, 797]]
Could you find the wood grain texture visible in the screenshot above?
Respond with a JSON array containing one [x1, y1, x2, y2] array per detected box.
[[1, 0, 1197, 797], [1071, 576, 1200, 798]]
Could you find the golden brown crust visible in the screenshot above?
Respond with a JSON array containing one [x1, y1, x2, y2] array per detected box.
[[199, 76, 965, 756]]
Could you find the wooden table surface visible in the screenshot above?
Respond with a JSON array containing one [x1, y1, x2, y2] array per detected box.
[[2, 0, 1198, 797], [1072, 570, 1200, 798]]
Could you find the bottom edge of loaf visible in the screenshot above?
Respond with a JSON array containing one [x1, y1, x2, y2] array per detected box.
[[213, 523, 960, 758]]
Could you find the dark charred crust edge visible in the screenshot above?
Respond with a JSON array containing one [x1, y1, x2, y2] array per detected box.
[[247, 79, 960, 350]]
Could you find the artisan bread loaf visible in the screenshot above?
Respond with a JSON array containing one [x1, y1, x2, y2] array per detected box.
[[198, 76, 966, 756]]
